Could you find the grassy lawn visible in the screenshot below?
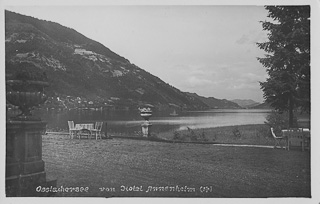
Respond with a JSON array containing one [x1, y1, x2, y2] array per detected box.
[[42, 132, 310, 198]]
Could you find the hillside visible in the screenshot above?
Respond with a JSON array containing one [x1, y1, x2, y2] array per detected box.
[[186, 93, 241, 109], [231, 99, 260, 108], [5, 10, 240, 111], [250, 102, 272, 109]]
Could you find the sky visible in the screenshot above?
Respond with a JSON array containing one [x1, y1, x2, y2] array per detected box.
[[4, 3, 277, 103]]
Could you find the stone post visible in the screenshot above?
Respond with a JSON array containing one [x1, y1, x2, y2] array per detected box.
[[139, 106, 153, 138], [6, 121, 56, 196], [141, 120, 152, 137]]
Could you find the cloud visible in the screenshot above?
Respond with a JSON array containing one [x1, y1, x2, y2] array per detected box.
[[228, 82, 259, 90], [186, 76, 213, 87], [167, 64, 264, 102], [154, 59, 265, 102], [236, 34, 250, 44], [240, 72, 264, 83], [236, 30, 268, 45], [167, 64, 215, 88], [253, 30, 268, 43]]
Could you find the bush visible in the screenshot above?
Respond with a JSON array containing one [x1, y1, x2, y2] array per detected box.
[[232, 127, 241, 139], [172, 127, 209, 142], [173, 131, 180, 140], [188, 128, 198, 141], [148, 133, 160, 140], [265, 110, 298, 134], [199, 130, 209, 142], [255, 125, 270, 139]]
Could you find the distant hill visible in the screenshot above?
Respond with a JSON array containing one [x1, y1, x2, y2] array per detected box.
[[231, 99, 260, 108], [186, 93, 242, 109], [5, 10, 212, 111], [250, 102, 273, 109]]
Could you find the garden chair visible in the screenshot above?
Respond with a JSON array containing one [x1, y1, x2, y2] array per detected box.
[[68, 121, 78, 139], [286, 128, 305, 151], [91, 121, 103, 140], [301, 128, 310, 151], [271, 127, 288, 150]]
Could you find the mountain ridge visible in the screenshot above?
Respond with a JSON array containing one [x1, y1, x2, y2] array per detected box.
[[231, 99, 260, 108], [186, 93, 242, 109], [5, 10, 243, 111]]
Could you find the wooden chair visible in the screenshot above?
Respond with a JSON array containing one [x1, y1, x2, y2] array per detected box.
[[287, 128, 305, 151], [91, 121, 103, 140], [301, 128, 310, 151], [271, 127, 288, 150], [68, 121, 78, 139]]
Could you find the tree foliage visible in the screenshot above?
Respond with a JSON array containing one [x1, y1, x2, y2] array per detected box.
[[257, 6, 310, 127]]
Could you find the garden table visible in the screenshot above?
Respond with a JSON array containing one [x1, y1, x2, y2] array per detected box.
[[74, 123, 94, 139]]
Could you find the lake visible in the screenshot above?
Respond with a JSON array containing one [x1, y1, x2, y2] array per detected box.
[[33, 109, 273, 134]]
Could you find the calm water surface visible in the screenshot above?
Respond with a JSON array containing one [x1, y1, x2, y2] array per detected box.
[[35, 109, 272, 133]]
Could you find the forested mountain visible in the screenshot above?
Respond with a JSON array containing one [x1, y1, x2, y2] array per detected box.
[[231, 99, 260, 108], [250, 102, 272, 109], [5, 10, 240, 111], [186, 93, 241, 109]]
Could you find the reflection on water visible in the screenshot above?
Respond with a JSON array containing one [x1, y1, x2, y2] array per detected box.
[[30, 109, 272, 133]]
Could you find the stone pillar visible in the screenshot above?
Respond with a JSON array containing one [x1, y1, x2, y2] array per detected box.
[[6, 120, 56, 197], [6, 66, 56, 196], [139, 106, 153, 138], [141, 121, 152, 137]]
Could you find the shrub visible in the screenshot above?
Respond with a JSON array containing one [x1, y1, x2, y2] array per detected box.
[[199, 130, 209, 142], [173, 131, 180, 140], [149, 132, 155, 137], [171, 127, 210, 142], [188, 128, 198, 141], [257, 125, 271, 139], [265, 110, 298, 134], [211, 133, 217, 141], [149, 133, 159, 139], [232, 127, 241, 139]]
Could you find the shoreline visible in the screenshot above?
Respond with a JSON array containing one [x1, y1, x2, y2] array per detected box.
[[47, 123, 310, 147], [47, 124, 275, 146]]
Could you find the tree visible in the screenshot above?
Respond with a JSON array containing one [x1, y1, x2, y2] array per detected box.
[[257, 6, 310, 128]]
